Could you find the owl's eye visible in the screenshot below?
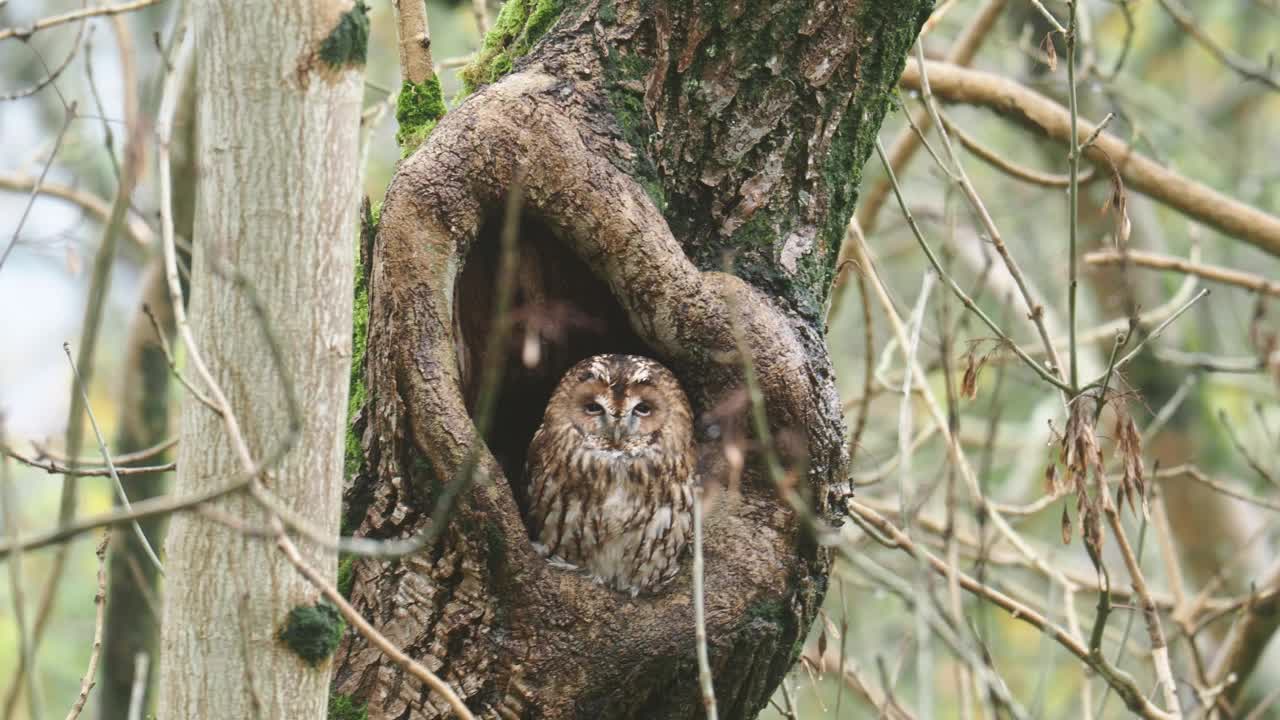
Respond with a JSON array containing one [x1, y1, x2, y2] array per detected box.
[[584, 401, 605, 415], [633, 401, 652, 417]]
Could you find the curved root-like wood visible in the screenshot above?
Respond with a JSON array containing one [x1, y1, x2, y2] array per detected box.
[[335, 70, 843, 719]]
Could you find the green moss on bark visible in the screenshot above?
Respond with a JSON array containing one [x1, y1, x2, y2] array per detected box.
[[318, 1, 370, 68], [728, 2, 929, 320], [808, 3, 932, 313], [328, 693, 369, 720], [344, 203, 376, 484], [601, 43, 666, 213], [336, 554, 355, 598], [458, 0, 564, 93], [396, 76, 446, 157], [279, 601, 345, 667]]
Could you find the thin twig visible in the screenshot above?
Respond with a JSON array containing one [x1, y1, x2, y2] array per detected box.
[[849, 216, 1080, 594], [1153, 0, 1280, 91], [1, 430, 43, 720], [0, 103, 76, 270], [471, 0, 490, 36], [909, 44, 1070, 392], [899, 271, 936, 717], [273, 525, 477, 719], [939, 111, 1098, 188], [692, 487, 718, 720], [1024, 245, 1203, 360], [64, 533, 110, 720], [1, 449, 174, 477], [23, 436, 176, 466], [851, 0, 1009, 237], [141, 304, 219, 413], [1066, 1, 1082, 391], [898, 59, 1280, 257], [0, 173, 152, 247], [10, 38, 146, 713], [1101, 493, 1182, 715], [1085, 249, 1280, 298], [1, 14, 86, 101], [0, 478, 249, 560], [156, 25, 257, 476], [0, 0, 165, 42], [1101, 288, 1210, 379], [874, 138, 1071, 394], [1154, 464, 1280, 512], [64, 343, 164, 575], [1218, 410, 1278, 488], [846, 500, 1173, 720]]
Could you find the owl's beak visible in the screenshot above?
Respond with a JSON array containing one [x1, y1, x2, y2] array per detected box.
[[609, 415, 627, 446]]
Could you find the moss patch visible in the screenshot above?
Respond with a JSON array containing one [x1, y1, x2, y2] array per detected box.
[[458, 0, 564, 94], [810, 2, 932, 311], [337, 554, 355, 598], [279, 601, 345, 667], [328, 693, 368, 720], [745, 597, 787, 626], [602, 46, 666, 213], [396, 76, 446, 157], [318, 1, 370, 69], [344, 204, 374, 484]]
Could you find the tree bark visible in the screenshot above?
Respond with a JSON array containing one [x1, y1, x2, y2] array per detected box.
[[335, 1, 929, 718], [154, 1, 364, 717]]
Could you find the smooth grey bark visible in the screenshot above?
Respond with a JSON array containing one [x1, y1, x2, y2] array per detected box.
[[154, 1, 364, 717]]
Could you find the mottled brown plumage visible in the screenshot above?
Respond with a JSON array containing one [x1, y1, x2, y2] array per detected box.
[[525, 354, 695, 595]]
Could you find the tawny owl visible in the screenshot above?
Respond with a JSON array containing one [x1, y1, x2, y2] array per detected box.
[[525, 354, 695, 596]]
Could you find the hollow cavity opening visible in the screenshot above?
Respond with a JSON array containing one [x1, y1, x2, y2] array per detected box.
[[454, 211, 651, 512]]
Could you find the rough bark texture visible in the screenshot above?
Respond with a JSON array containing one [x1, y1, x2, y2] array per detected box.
[[154, 1, 364, 717], [334, 1, 929, 718]]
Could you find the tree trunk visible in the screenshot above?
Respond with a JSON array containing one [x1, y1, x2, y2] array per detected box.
[[99, 264, 173, 719], [335, 1, 929, 718], [154, 1, 364, 717], [100, 62, 197, 717]]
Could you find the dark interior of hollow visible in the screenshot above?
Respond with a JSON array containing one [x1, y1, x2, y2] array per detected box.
[[454, 211, 651, 516]]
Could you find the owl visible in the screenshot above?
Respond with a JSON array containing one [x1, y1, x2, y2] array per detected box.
[[524, 354, 695, 596]]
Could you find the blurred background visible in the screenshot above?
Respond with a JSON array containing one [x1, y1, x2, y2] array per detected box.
[[1, 1, 1278, 718]]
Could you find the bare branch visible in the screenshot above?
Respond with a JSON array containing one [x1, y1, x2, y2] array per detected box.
[[64, 533, 109, 720], [1154, 0, 1280, 90], [900, 58, 1280, 258], [846, 500, 1175, 720], [274, 526, 477, 720], [1085, 249, 1280, 298], [0, 0, 166, 42]]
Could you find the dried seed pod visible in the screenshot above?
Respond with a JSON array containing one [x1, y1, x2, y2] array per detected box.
[[961, 351, 979, 400]]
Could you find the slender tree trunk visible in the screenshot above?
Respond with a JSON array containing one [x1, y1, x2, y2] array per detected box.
[[100, 62, 197, 717], [98, 264, 173, 718], [335, 2, 930, 718], [155, 2, 364, 717]]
